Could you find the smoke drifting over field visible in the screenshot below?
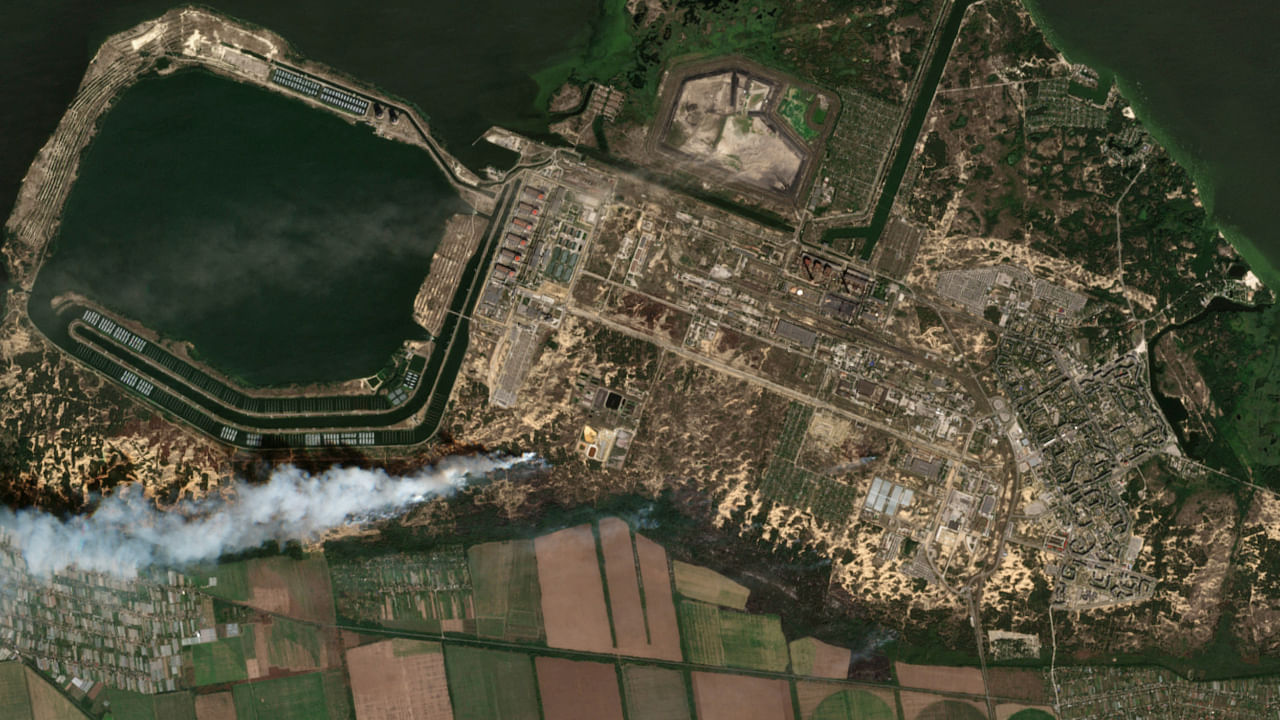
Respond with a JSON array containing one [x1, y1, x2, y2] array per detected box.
[[0, 453, 537, 578]]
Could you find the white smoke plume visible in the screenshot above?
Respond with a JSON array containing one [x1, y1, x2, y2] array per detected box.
[[0, 452, 538, 578]]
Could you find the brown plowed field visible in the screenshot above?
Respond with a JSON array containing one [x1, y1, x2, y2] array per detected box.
[[895, 663, 986, 695], [635, 534, 682, 660], [346, 639, 452, 720], [691, 672, 794, 720], [536, 524, 614, 653], [600, 518, 650, 656], [986, 668, 1048, 704], [535, 657, 625, 720], [246, 556, 335, 624]]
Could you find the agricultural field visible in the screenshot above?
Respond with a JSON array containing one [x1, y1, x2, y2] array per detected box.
[[264, 617, 328, 672], [190, 634, 250, 687], [346, 639, 452, 720], [1003, 707, 1055, 720], [535, 657, 624, 720], [690, 672, 794, 720], [797, 683, 899, 720], [329, 548, 474, 632], [100, 689, 197, 720], [0, 662, 32, 720], [900, 692, 988, 720], [193, 692, 235, 720], [535, 524, 614, 654], [811, 689, 897, 720], [894, 663, 986, 696], [677, 600, 789, 672], [231, 672, 330, 720], [245, 556, 336, 625], [467, 540, 543, 641], [443, 646, 540, 720], [599, 518, 683, 660], [24, 667, 85, 720], [672, 561, 750, 610], [621, 665, 691, 720], [153, 693, 197, 720], [789, 637, 852, 679]]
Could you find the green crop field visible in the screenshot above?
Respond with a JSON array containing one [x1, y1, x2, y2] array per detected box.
[[321, 669, 354, 720], [267, 617, 325, 669], [232, 673, 330, 720], [443, 646, 540, 720], [779, 86, 819, 141], [718, 609, 789, 672], [101, 689, 195, 720], [1008, 711, 1055, 720], [916, 700, 988, 720], [467, 540, 543, 641], [811, 690, 896, 720], [672, 561, 750, 610], [677, 600, 726, 666], [0, 662, 32, 720], [622, 665, 691, 720], [677, 600, 789, 672], [102, 688, 155, 720], [152, 693, 196, 720], [191, 636, 249, 686]]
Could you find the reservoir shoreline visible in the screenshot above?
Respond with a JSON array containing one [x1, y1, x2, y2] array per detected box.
[[1021, 0, 1280, 292]]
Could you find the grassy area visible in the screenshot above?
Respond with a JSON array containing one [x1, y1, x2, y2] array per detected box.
[[672, 561, 750, 610], [811, 690, 896, 720], [191, 636, 249, 686], [468, 540, 543, 641], [718, 609, 790, 672], [187, 561, 250, 602], [266, 617, 325, 670], [778, 86, 819, 141], [102, 689, 155, 720], [0, 662, 32, 720], [621, 665, 691, 720], [443, 646, 540, 720], [232, 673, 330, 720]]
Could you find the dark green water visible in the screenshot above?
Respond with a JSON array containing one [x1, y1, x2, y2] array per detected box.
[[0, 0, 607, 224], [1024, 0, 1280, 287], [31, 70, 464, 386]]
